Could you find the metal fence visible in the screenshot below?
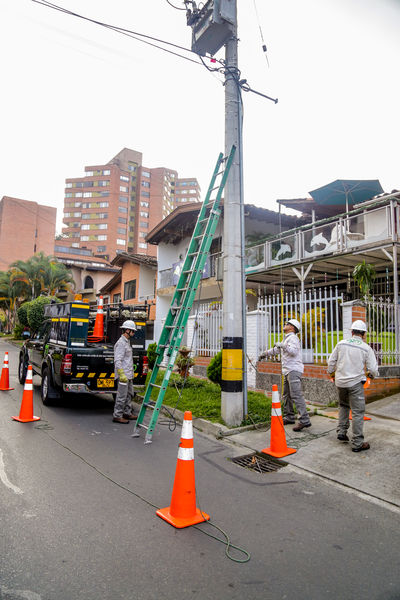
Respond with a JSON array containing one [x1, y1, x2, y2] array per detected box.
[[257, 287, 344, 363], [189, 302, 223, 356], [365, 296, 400, 365]]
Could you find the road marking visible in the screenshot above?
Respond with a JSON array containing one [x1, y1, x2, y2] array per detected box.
[[0, 448, 23, 495], [0, 586, 42, 599]]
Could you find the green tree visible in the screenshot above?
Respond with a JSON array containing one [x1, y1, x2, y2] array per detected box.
[[27, 296, 60, 332]]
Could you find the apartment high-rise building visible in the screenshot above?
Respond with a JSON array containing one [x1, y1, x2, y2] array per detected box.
[[61, 148, 201, 260], [0, 196, 56, 270]]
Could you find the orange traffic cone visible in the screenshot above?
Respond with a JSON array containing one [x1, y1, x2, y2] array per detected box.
[[0, 352, 14, 391], [262, 384, 297, 458], [349, 410, 371, 421], [157, 411, 210, 528], [87, 295, 104, 342], [12, 365, 40, 423]]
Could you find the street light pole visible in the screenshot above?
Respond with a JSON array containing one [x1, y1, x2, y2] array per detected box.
[[221, 0, 245, 425]]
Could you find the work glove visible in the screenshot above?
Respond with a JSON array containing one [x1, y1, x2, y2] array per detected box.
[[366, 372, 374, 379], [117, 368, 128, 383], [274, 341, 284, 349]]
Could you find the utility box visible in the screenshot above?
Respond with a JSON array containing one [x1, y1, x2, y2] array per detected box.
[[188, 0, 235, 56]]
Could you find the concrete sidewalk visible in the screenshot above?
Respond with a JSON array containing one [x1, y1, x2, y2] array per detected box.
[[190, 396, 400, 511]]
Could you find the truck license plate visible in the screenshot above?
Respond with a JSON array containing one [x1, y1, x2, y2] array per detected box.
[[97, 378, 114, 388]]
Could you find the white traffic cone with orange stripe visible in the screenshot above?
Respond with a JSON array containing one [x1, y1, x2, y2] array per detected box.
[[262, 384, 297, 458], [157, 411, 210, 528], [12, 365, 40, 423], [0, 351, 14, 391]]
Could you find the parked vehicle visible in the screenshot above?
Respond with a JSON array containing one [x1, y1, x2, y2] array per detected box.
[[18, 299, 150, 404]]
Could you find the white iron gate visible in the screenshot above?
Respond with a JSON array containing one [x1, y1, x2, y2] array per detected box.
[[257, 287, 344, 363], [365, 296, 400, 365]]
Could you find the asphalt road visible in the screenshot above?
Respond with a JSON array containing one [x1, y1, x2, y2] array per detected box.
[[1, 340, 400, 600]]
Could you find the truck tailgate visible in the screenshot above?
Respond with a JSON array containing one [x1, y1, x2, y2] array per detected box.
[[70, 346, 116, 391]]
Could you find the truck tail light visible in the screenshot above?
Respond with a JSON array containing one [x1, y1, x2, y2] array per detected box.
[[142, 356, 149, 374], [61, 354, 73, 375]]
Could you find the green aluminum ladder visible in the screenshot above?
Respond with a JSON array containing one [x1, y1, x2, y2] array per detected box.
[[132, 145, 236, 443]]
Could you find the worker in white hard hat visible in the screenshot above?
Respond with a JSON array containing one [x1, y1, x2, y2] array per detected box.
[[327, 319, 378, 452], [113, 320, 138, 423], [258, 318, 311, 431]]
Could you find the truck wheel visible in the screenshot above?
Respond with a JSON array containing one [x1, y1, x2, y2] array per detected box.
[[41, 368, 57, 406], [18, 356, 28, 384]]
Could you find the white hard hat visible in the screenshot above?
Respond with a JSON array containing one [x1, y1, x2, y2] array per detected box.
[[351, 319, 367, 332], [287, 318, 301, 332], [120, 319, 137, 331]]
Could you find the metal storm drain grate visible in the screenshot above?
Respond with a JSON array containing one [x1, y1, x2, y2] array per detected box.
[[230, 453, 286, 473]]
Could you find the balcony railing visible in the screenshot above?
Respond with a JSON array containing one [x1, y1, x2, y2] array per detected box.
[[158, 252, 221, 289], [245, 202, 396, 274]]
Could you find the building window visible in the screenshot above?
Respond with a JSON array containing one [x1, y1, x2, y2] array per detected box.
[[100, 192, 109, 197], [81, 236, 89, 241], [140, 221, 149, 228], [75, 193, 83, 198], [73, 212, 81, 217], [119, 196, 128, 203], [81, 224, 90, 230], [65, 193, 73, 198], [103, 169, 111, 175], [118, 206, 128, 213], [83, 192, 92, 198], [117, 228, 126, 235], [141, 191, 150, 198], [142, 171, 150, 178], [118, 217, 127, 224], [84, 276, 94, 289], [139, 231, 146, 238], [120, 175, 129, 182], [97, 235, 107, 241], [113, 293, 122, 303], [120, 186, 128, 193], [140, 201, 149, 207], [117, 238, 126, 245], [97, 245, 106, 253], [138, 243, 147, 249], [124, 279, 136, 300], [97, 223, 107, 229], [140, 211, 149, 218], [66, 183, 72, 188], [141, 181, 150, 188], [97, 180, 109, 187]]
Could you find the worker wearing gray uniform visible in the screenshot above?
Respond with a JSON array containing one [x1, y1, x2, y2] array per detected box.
[[259, 318, 311, 431], [113, 320, 138, 424], [327, 320, 378, 452]]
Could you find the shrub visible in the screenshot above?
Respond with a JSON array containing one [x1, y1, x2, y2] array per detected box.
[[27, 296, 59, 332], [147, 342, 158, 370], [17, 302, 31, 327], [13, 323, 25, 339], [207, 350, 222, 386]]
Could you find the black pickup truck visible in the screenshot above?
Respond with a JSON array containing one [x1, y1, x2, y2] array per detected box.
[[18, 300, 149, 404]]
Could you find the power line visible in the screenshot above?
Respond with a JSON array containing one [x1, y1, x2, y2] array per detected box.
[[31, 0, 202, 66]]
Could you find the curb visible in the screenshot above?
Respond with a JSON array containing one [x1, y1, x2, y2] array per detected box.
[[133, 395, 269, 438]]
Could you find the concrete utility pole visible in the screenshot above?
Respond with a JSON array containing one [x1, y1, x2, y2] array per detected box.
[[220, 0, 245, 426], [186, 0, 245, 425]]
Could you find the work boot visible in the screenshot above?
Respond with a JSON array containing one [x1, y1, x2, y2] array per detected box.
[[113, 417, 129, 424], [352, 442, 370, 453], [293, 422, 311, 432], [283, 417, 295, 425], [337, 434, 349, 441], [123, 413, 137, 420]]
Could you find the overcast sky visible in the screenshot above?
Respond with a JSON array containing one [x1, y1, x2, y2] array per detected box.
[[1, 0, 399, 233]]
